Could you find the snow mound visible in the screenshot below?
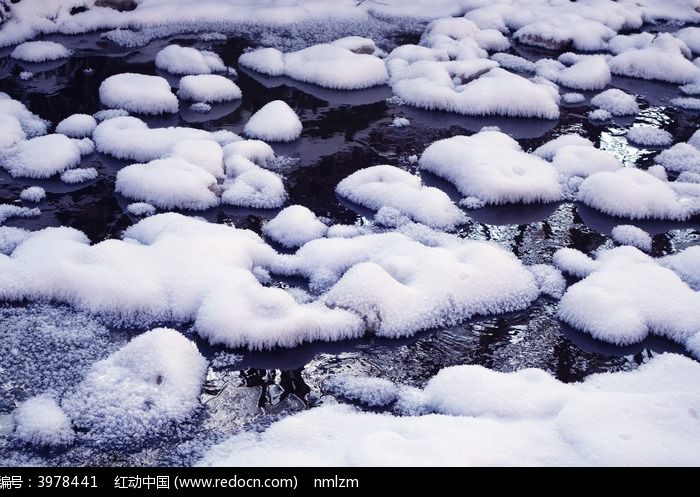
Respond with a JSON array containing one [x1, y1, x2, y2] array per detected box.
[[528, 264, 566, 299], [13, 394, 74, 447], [243, 100, 302, 142], [93, 116, 213, 162], [419, 131, 563, 206], [239, 40, 388, 90], [0, 204, 40, 225], [282, 231, 541, 338], [99, 73, 178, 115], [126, 202, 157, 217], [116, 157, 220, 211], [61, 328, 207, 446], [577, 167, 700, 220], [19, 186, 45, 203], [514, 14, 615, 52], [0, 93, 65, 138], [155, 44, 226, 75], [590, 88, 639, 116], [390, 61, 560, 119], [533, 134, 594, 161], [170, 139, 225, 179], [263, 205, 327, 248], [608, 33, 700, 83], [221, 168, 287, 209], [55, 113, 97, 138], [627, 126, 673, 147], [60, 167, 98, 184], [535, 55, 611, 91], [1, 134, 81, 178], [10, 40, 71, 62], [177, 74, 242, 103], [336, 165, 465, 230], [611, 224, 652, 252], [556, 246, 700, 353]]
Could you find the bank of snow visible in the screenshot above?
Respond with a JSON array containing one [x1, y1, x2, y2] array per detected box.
[[555, 245, 700, 357], [0, 212, 545, 349], [199, 352, 700, 466]]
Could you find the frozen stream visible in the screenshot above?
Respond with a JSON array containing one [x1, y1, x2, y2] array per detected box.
[[1, 9, 699, 466]]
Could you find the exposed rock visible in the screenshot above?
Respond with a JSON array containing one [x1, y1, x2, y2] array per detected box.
[[95, 0, 137, 12]]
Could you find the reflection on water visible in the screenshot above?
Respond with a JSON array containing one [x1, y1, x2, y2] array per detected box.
[[399, 104, 560, 138], [240, 65, 394, 106], [599, 128, 646, 167]]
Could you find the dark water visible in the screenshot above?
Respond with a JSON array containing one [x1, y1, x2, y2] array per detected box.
[[0, 28, 699, 466]]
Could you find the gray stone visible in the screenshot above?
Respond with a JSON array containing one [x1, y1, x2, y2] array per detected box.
[[95, 0, 137, 12]]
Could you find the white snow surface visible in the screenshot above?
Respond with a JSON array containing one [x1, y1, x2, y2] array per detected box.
[[528, 264, 566, 299], [0, 0, 689, 51], [222, 140, 275, 167], [660, 245, 700, 291], [177, 74, 242, 103], [0, 114, 27, 151], [390, 62, 560, 119], [325, 375, 400, 407], [55, 113, 97, 138], [93, 116, 215, 162], [514, 14, 616, 51], [535, 55, 611, 91], [336, 165, 465, 230], [221, 168, 287, 209], [1, 210, 543, 348], [626, 126, 673, 147], [577, 167, 700, 220], [99, 73, 178, 115], [556, 246, 700, 355], [10, 40, 71, 62], [611, 224, 653, 252], [170, 139, 225, 179], [588, 109, 612, 121], [243, 100, 302, 142], [0, 204, 40, 225], [419, 131, 563, 205], [19, 186, 45, 202], [199, 352, 700, 466], [562, 92, 585, 104], [608, 33, 700, 83], [239, 41, 388, 90], [590, 88, 639, 116], [155, 44, 226, 75], [60, 167, 98, 184], [263, 205, 327, 248], [676, 26, 700, 54], [60, 328, 207, 445], [1, 134, 81, 178], [127, 202, 157, 217], [533, 134, 595, 161], [115, 157, 220, 211], [3, 0, 700, 468], [280, 230, 541, 338], [13, 394, 74, 447]]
